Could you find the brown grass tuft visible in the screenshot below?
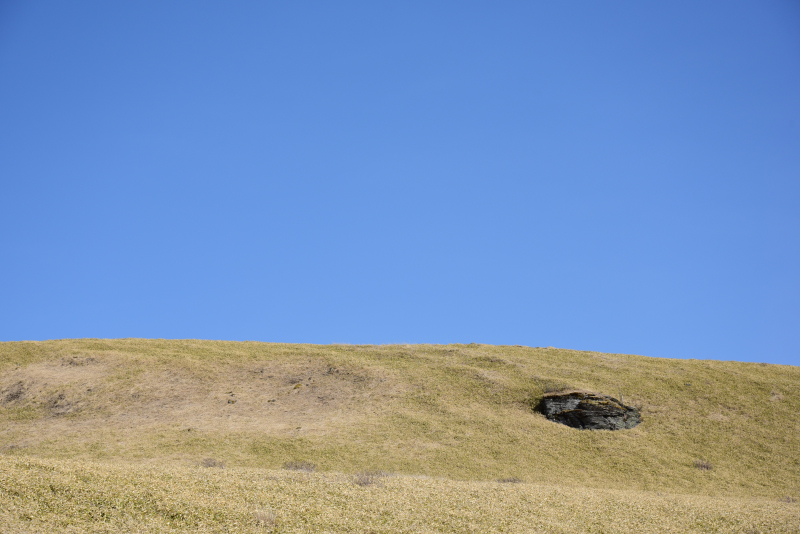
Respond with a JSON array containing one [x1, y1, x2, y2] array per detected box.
[[354, 470, 386, 487], [201, 457, 225, 468], [694, 459, 713, 471], [253, 509, 277, 529], [282, 460, 316, 472]]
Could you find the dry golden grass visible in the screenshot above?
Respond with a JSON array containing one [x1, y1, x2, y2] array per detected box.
[[1, 455, 798, 533], [1, 339, 799, 532]]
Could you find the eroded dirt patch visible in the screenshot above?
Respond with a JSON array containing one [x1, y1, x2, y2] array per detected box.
[[112, 361, 406, 434], [1, 355, 408, 442], [0, 356, 111, 409]]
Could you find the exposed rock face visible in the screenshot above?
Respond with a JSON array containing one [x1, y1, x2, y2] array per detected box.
[[538, 391, 641, 430]]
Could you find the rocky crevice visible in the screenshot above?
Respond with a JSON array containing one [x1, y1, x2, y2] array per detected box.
[[537, 391, 641, 430]]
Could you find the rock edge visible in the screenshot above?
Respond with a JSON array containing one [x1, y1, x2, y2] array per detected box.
[[537, 390, 641, 430]]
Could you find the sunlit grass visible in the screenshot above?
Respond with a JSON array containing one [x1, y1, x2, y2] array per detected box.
[[1, 339, 798, 532], [2, 455, 798, 533]]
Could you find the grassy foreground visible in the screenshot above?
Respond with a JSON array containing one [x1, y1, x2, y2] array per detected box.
[[1, 339, 798, 532], [2, 455, 798, 533]]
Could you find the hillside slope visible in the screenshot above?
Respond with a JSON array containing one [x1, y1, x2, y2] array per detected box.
[[2, 339, 798, 501]]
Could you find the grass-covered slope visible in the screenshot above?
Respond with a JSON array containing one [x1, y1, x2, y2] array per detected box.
[[1, 339, 798, 532], [3, 455, 798, 534]]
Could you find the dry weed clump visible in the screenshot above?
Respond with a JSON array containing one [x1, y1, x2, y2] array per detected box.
[[533, 378, 570, 394], [282, 460, 316, 472], [353, 470, 386, 487], [694, 459, 713, 471], [201, 457, 225, 468], [253, 509, 277, 529]]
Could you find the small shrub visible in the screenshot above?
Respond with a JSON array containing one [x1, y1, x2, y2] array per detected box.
[[497, 477, 523, 483], [253, 509, 277, 528], [535, 378, 569, 394], [353, 470, 386, 487], [283, 460, 316, 472], [525, 378, 571, 412], [694, 459, 713, 471], [201, 458, 225, 469]]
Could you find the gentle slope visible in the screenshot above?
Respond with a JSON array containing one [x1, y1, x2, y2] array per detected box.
[[1, 339, 798, 532]]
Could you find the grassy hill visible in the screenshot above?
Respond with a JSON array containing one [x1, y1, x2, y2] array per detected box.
[[1, 339, 798, 532]]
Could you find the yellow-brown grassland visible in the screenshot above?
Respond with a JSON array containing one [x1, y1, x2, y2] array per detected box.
[[1, 339, 798, 532]]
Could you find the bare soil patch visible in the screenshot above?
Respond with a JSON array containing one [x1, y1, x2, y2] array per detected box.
[[1, 352, 407, 446]]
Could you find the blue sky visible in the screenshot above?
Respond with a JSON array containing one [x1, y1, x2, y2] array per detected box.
[[1, 1, 798, 365]]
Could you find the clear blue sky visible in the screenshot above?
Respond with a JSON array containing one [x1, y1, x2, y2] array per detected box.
[[1, 1, 798, 365]]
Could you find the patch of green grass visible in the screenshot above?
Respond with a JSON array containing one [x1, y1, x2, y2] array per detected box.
[[2, 405, 41, 421]]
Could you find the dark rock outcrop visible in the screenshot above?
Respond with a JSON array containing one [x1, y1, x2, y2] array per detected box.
[[538, 391, 641, 430]]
